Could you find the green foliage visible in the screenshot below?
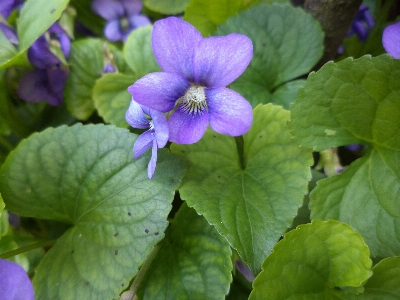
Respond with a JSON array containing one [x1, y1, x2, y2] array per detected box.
[[0, 124, 185, 299], [172, 104, 312, 274], [290, 55, 400, 259], [64, 39, 128, 120], [0, 0, 69, 68], [123, 25, 161, 77], [93, 73, 138, 128], [216, 3, 324, 108], [137, 202, 232, 299], [144, 0, 190, 15], [250, 220, 373, 299]]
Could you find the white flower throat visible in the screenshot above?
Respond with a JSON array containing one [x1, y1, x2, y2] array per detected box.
[[180, 85, 207, 115]]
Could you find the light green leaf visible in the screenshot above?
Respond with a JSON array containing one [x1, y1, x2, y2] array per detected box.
[[0, 0, 68, 68], [290, 55, 400, 259], [123, 25, 161, 78], [144, 0, 190, 14], [18, 0, 69, 49], [0, 124, 185, 299], [65, 39, 128, 120], [271, 80, 305, 110], [215, 3, 324, 107], [93, 73, 137, 128], [171, 104, 312, 274], [184, 0, 242, 36], [137, 202, 232, 299], [0, 194, 4, 238], [361, 257, 400, 299], [249, 220, 373, 300]]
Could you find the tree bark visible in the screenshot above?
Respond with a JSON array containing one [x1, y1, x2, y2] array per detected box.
[[304, 0, 362, 68]]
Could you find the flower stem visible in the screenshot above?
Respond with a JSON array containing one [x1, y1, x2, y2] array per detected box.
[[0, 239, 57, 259], [235, 136, 246, 170], [121, 243, 161, 300]]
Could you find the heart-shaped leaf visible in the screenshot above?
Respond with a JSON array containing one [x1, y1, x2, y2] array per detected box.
[[0, 124, 185, 299], [171, 104, 312, 274], [290, 55, 400, 258]]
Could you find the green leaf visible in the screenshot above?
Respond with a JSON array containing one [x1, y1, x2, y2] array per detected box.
[[65, 39, 128, 120], [69, 0, 104, 36], [249, 220, 373, 300], [171, 104, 312, 274], [271, 79, 305, 110], [144, 0, 190, 14], [215, 3, 324, 107], [184, 0, 242, 36], [123, 25, 161, 78], [137, 202, 232, 299], [290, 55, 400, 259], [0, 194, 4, 238], [0, 0, 68, 68], [361, 257, 400, 299], [0, 124, 185, 299], [93, 73, 137, 128]]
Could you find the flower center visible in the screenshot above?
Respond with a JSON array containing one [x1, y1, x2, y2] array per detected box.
[[149, 120, 155, 131], [180, 85, 207, 115], [120, 17, 130, 32]]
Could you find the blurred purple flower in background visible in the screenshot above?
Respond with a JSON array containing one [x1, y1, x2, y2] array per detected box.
[[0, 22, 18, 44], [128, 17, 253, 144], [348, 4, 374, 41], [382, 20, 400, 58], [92, 0, 150, 42], [0, 0, 23, 19], [126, 99, 169, 179], [17, 22, 70, 106], [0, 259, 35, 300]]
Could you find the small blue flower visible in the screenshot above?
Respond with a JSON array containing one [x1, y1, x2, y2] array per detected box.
[[0, 259, 35, 300], [128, 17, 253, 144], [125, 99, 169, 179], [382, 20, 400, 58], [17, 22, 70, 106], [92, 0, 150, 42], [347, 5, 374, 41]]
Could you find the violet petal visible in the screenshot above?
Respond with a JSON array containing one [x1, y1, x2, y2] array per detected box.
[[128, 72, 190, 112], [0, 23, 18, 45], [28, 36, 60, 69], [122, 0, 143, 16], [0, 259, 35, 300], [148, 139, 158, 179], [18, 69, 62, 105], [92, 0, 124, 20], [149, 109, 169, 148], [383, 21, 400, 58], [0, 0, 15, 18], [47, 68, 68, 105], [133, 130, 154, 158], [206, 87, 253, 136], [152, 17, 203, 81], [194, 33, 253, 88], [129, 15, 151, 29], [168, 107, 209, 144], [125, 99, 150, 129], [104, 19, 123, 42]]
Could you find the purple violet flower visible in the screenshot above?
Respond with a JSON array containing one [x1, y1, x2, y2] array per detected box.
[[17, 22, 70, 106], [0, 22, 18, 45], [0, 0, 23, 19], [382, 20, 400, 58], [128, 17, 253, 144], [0, 259, 35, 300], [125, 99, 169, 179], [347, 5, 374, 41], [92, 0, 151, 42]]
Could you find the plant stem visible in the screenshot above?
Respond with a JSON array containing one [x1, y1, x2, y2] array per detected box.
[[0, 239, 57, 259], [235, 136, 246, 170], [122, 243, 161, 300], [304, 0, 362, 68]]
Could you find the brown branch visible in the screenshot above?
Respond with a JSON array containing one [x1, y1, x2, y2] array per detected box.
[[304, 0, 362, 68]]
